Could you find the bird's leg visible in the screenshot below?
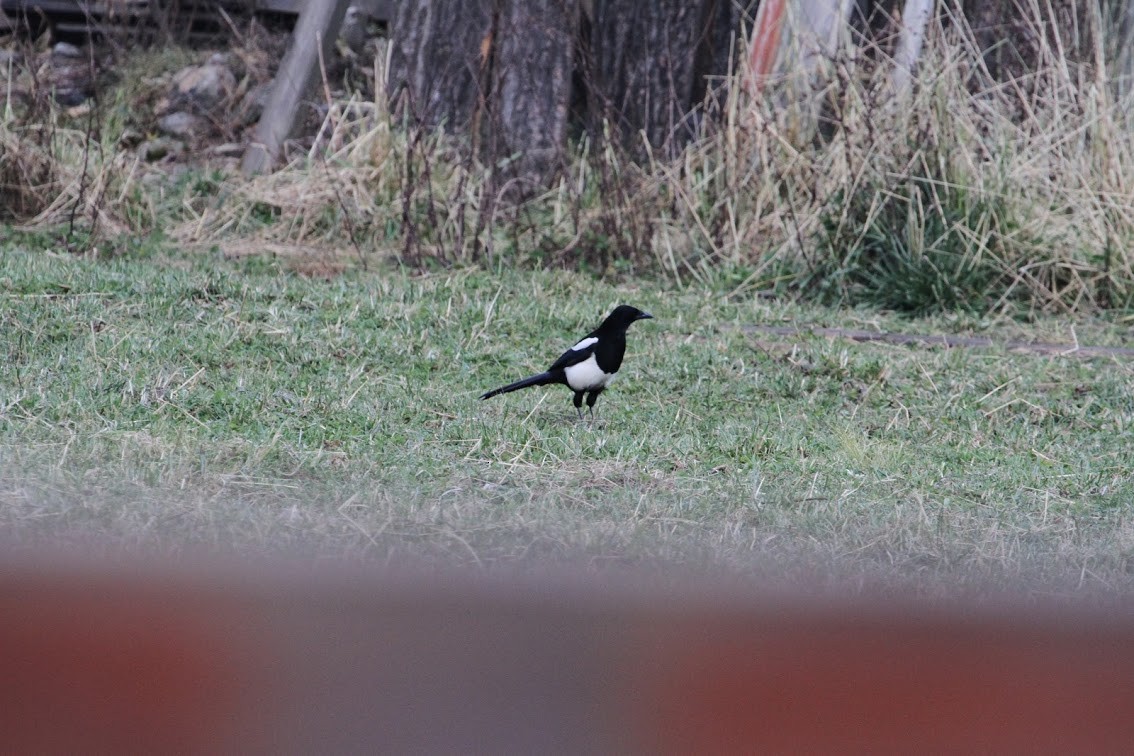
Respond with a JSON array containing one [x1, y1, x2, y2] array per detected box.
[[585, 389, 603, 424], [573, 391, 585, 421]]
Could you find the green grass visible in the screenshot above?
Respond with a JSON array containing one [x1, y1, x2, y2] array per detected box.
[[3, 240, 1134, 595]]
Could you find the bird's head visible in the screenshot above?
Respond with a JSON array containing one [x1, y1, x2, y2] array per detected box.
[[604, 305, 653, 331]]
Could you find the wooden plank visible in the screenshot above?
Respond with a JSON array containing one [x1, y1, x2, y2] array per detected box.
[[253, 0, 302, 13], [892, 0, 935, 97], [350, 0, 391, 20], [241, 0, 351, 175], [1117, 0, 1134, 101], [5, 554, 1134, 752], [0, 0, 256, 34], [791, 0, 855, 74], [255, 0, 392, 22], [0, 0, 222, 17], [744, 0, 787, 96]]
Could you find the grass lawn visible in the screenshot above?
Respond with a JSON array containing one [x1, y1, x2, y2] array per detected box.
[[3, 242, 1134, 595]]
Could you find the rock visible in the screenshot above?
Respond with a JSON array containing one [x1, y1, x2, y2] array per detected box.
[[235, 82, 270, 126], [50, 66, 93, 105], [52, 42, 82, 59], [55, 88, 90, 107], [209, 142, 245, 158], [118, 128, 144, 148], [138, 137, 185, 162], [46, 43, 94, 105], [157, 111, 205, 139], [339, 6, 368, 54], [170, 62, 235, 110]]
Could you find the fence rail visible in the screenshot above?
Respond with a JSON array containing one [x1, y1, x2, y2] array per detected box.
[[0, 0, 394, 40], [4, 553, 1134, 752]]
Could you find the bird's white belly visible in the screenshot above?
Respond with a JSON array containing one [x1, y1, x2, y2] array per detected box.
[[564, 355, 612, 391]]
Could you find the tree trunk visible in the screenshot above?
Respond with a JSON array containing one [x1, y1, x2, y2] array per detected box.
[[488, 0, 579, 192], [387, 0, 577, 193], [387, 0, 759, 183], [693, 0, 759, 106], [585, 0, 717, 159], [961, 0, 1095, 83], [386, 0, 494, 131]]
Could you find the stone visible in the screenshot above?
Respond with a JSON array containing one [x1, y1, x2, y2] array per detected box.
[[339, 5, 368, 54], [170, 62, 236, 110], [235, 82, 270, 126], [209, 142, 245, 158], [138, 137, 185, 162], [55, 88, 90, 107], [52, 42, 82, 59], [157, 111, 205, 139], [118, 128, 144, 148], [46, 43, 94, 105]]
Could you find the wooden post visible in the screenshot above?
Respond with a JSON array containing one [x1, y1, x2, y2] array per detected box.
[[1116, 0, 1134, 104], [892, 0, 935, 98], [744, 0, 855, 98], [791, 0, 855, 76], [241, 0, 351, 176], [744, 0, 787, 97]]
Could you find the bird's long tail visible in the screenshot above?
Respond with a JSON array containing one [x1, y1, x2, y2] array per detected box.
[[481, 372, 556, 400]]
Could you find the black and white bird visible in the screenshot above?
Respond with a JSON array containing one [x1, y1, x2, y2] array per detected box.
[[481, 305, 653, 420]]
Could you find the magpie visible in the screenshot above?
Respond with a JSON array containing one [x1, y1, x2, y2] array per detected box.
[[481, 305, 653, 420]]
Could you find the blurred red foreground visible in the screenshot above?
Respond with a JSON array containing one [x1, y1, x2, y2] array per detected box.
[[4, 554, 1134, 753]]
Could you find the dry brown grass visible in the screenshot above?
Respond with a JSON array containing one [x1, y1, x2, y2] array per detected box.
[[154, 5, 1134, 313], [4, 6, 1134, 312]]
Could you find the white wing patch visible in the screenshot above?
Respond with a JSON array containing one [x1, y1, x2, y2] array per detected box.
[[570, 336, 598, 352], [564, 354, 612, 391]]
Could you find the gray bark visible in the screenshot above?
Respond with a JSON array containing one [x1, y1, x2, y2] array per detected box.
[[386, 0, 494, 130], [489, 0, 579, 190], [386, 0, 759, 181], [960, 0, 1094, 83], [586, 0, 714, 158]]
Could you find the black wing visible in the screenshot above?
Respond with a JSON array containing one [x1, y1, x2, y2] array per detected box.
[[547, 334, 599, 372]]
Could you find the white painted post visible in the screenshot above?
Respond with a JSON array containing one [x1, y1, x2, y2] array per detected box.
[[791, 0, 856, 79], [1116, 0, 1134, 106], [892, 0, 936, 98]]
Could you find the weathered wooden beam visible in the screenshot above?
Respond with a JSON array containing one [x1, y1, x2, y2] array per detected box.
[[1, 0, 258, 40], [253, 0, 302, 13], [8, 555, 1134, 753], [256, 0, 393, 22], [241, 0, 350, 176], [0, 0, 234, 20], [1115, 0, 1134, 102], [892, 0, 935, 97], [790, 0, 855, 75], [745, 0, 787, 96]]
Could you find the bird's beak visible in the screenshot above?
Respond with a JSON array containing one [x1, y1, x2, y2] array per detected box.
[[638, 311, 654, 320]]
